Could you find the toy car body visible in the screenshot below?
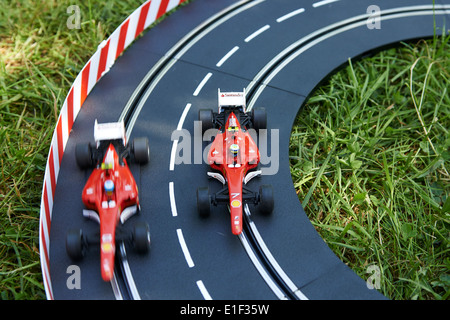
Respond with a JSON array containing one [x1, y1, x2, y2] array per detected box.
[[66, 120, 150, 282], [197, 90, 274, 235]]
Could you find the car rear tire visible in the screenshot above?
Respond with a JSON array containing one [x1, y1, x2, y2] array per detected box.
[[66, 229, 87, 260], [75, 143, 93, 169], [252, 107, 267, 131], [133, 222, 151, 254], [258, 184, 274, 215], [199, 109, 214, 134], [197, 187, 211, 218], [132, 137, 150, 164]]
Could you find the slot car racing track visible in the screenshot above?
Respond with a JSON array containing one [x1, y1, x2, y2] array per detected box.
[[47, 0, 450, 299]]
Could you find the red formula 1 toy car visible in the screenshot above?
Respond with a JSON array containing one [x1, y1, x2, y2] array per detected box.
[[66, 120, 150, 282], [197, 90, 274, 235]]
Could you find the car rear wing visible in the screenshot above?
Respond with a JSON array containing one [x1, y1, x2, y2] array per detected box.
[[218, 88, 246, 113], [94, 120, 126, 146]]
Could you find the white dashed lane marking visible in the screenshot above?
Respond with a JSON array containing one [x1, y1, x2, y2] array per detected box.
[[177, 229, 195, 268], [244, 24, 271, 42], [193, 72, 213, 96], [276, 8, 305, 23], [169, 182, 178, 217], [196, 280, 213, 300], [216, 46, 240, 67], [313, 0, 341, 8]]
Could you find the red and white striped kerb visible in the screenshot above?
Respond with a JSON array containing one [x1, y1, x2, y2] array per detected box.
[[39, 0, 189, 300]]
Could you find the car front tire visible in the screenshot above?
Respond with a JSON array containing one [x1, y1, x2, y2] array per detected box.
[[66, 229, 87, 260], [197, 187, 211, 218], [258, 184, 274, 215], [132, 137, 150, 164]]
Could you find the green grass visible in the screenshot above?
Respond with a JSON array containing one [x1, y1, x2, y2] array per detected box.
[[1, 0, 448, 300], [290, 35, 450, 300]]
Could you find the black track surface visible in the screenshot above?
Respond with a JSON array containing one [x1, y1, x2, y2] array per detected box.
[[48, 0, 449, 299]]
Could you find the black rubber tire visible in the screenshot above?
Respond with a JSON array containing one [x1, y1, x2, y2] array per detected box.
[[251, 107, 267, 131], [66, 229, 87, 261], [258, 184, 274, 215], [132, 137, 150, 164], [197, 187, 211, 218], [133, 222, 151, 254], [199, 109, 214, 134], [75, 143, 93, 169]]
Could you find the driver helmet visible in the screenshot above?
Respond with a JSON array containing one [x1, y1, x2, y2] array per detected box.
[[104, 179, 114, 196], [230, 144, 239, 156]]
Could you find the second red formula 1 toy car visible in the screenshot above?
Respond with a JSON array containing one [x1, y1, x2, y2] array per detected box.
[[66, 120, 150, 282], [197, 89, 274, 235]]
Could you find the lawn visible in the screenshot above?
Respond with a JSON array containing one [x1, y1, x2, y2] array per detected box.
[[290, 36, 449, 299], [1, 0, 448, 299]]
